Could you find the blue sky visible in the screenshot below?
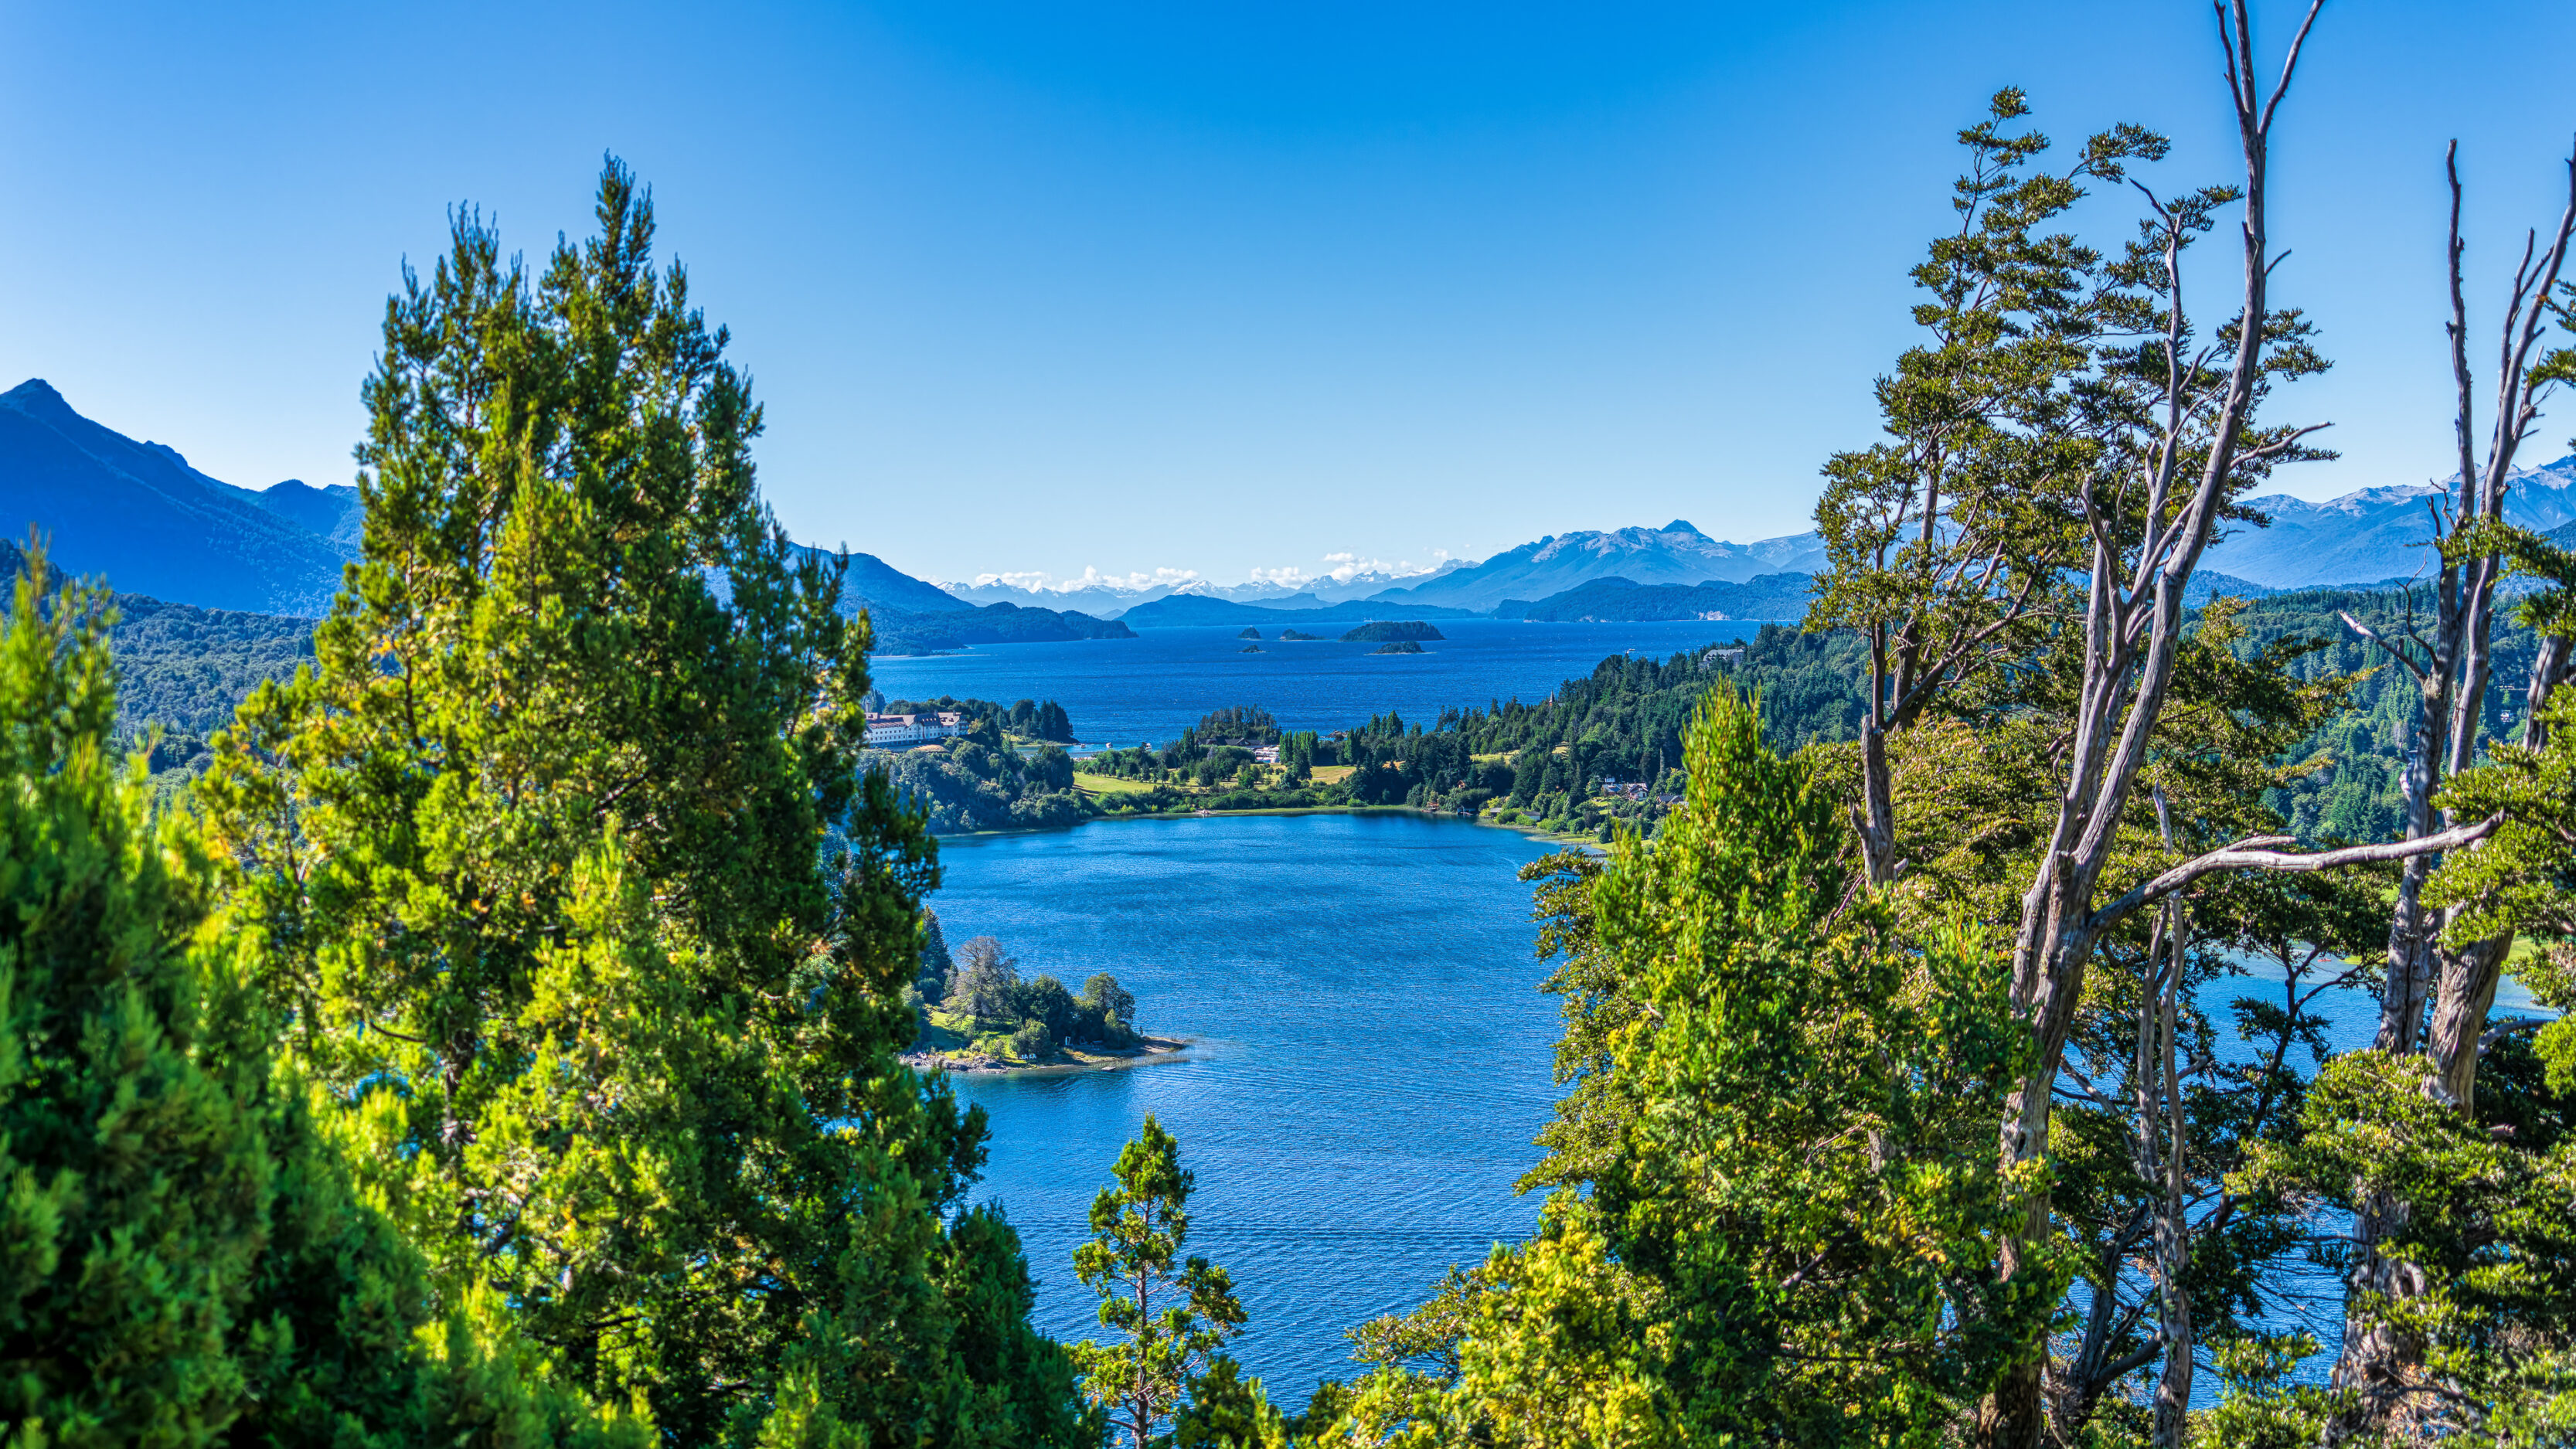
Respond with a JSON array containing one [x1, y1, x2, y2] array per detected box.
[[5, 2, 2574, 590]]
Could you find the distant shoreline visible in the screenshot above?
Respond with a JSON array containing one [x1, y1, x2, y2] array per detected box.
[[935, 801, 1609, 854]]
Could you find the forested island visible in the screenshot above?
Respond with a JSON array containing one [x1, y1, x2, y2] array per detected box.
[[1339, 619, 1443, 642]]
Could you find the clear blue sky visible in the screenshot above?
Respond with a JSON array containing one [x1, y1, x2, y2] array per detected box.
[[4, 2, 2574, 590]]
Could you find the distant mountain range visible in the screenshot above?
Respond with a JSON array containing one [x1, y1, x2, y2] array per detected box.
[[0, 379, 353, 614], [1114, 594, 1483, 628], [253, 478, 366, 549], [12, 371, 2559, 645], [784, 543, 981, 615], [940, 522, 1831, 622], [0, 379, 1130, 655], [1359, 522, 1828, 614], [2207, 461, 2576, 587], [938, 561, 1470, 612]]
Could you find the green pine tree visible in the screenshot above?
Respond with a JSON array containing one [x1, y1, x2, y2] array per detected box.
[[1071, 1116, 1249, 1449], [195, 159, 1082, 1447], [0, 549, 636, 1449], [1168, 1359, 1288, 1449], [1338, 685, 2050, 1445], [0, 552, 271, 1445]]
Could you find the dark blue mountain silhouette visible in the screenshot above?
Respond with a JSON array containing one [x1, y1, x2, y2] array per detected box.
[[0, 379, 348, 614]]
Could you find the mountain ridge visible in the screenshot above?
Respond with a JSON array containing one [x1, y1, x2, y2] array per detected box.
[[1357, 521, 1829, 613], [2209, 460, 2576, 588], [0, 378, 351, 614]]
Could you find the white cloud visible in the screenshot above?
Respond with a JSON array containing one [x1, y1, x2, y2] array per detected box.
[[1304, 550, 1451, 584], [1080, 565, 1201, 591], [957, 552, 1468, 594], [964, 565, 1202, 594]]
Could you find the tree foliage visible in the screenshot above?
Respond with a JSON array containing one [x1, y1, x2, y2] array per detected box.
[[1071, 1116, 1249, 1449], [1340, 686, 2051, 1446], [189, 159, 1080, 1446], [0, 553, 275, 1444], [0, 549, 652, 1449]]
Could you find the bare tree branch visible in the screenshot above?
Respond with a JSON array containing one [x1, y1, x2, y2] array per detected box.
[[2090, 815, 2502, 937], [2341, 610, 2432, 681], [2479, 1015, 2551, 1055]]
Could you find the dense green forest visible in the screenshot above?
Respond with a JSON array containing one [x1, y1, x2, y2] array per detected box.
[[2233, 586, 2535, 842], [0, 536, 319, 787]]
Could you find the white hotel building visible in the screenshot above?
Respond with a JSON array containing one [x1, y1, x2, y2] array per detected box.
[[865, 711, 967, 748]]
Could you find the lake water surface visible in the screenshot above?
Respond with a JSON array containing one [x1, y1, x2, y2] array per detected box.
[[930, 811, 1567, 1406], [931, 810, 2558, 1406], [869, 618, 1791, 748]]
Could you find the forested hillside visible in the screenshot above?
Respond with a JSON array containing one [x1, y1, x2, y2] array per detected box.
[[867, 693, 1091, 832], [1509, 572, 1816, 621], [869, 599, 1135, 654], [2235, 587, 2536, 842], [0, 536, 315, 782]]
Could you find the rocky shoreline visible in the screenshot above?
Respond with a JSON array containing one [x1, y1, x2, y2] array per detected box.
[[900, 1035, 1194, 1077]]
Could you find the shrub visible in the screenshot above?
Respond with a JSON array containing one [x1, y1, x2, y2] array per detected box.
[[1010, 1020, 1054, 1061]]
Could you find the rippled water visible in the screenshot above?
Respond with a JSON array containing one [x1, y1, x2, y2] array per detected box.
[[930, 812, 1567, 1407], [867, 618, 1788, 748], [929, 811, 2556, 1410]]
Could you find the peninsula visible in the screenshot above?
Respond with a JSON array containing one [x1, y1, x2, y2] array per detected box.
[[904, 928, 1176, 1073]]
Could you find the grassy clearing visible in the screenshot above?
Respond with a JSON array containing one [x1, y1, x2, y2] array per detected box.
[[1074, 771, 1159, 796]]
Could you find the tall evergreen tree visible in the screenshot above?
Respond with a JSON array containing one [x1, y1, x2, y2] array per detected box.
[[195, 160, 1082, 1446], [920, 907, 956, 1000], [0, 549, 640, 1449], [1337, 686, 2047, 1446], [1072, 1117, 1250, 1449]]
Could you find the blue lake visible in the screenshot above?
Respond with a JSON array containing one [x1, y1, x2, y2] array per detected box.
[[867, 618, 1792, 749], [895, 625, 2559, 1405], [930, 813, 2557, 1406], [929, 812, 1569, 1407]]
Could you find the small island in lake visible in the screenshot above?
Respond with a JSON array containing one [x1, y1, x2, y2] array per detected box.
[[900, 918, 1186, 1073], [1240, 644, 1265, 653], [1236, 626, 1262, 639], [1279, 628, 1324, 641], [1370, 641, 1425, 655], [1340, 619, 1445, 643]]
